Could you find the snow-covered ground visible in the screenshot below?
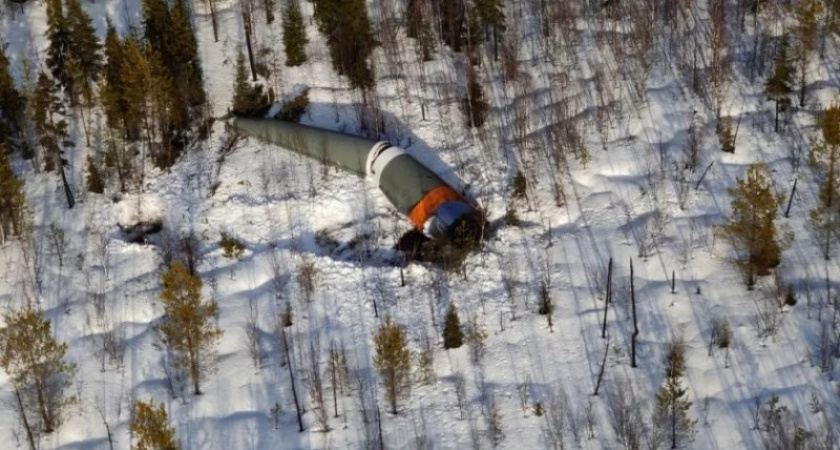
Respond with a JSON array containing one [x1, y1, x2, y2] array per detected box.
[[1, 0, 839, 449]]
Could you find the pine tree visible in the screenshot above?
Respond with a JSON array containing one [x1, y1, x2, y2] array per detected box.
[[0, 305, 78, 433], [0, 145, 26, 242], [809, 103, 840, 260], [655, 336, 696, 449], [764, 35, 794, 133], [313, 0, 377, 89], [443, 303, 464, 349], [719, 164, 786, 289], [461, 66, 489, 128], [119, 36, 152, 145], [373, 314, 412, 414], [0, 47, 25, 147], [131, 399, 181, 450], [65, 0, 102, 104], [405, 0, 434, 61], [282, 0, 308, 66], [794, 0, 822, 107], [655, 374, 696, 449], [45, 0, 73, 97], [436, 0, 465, 51], [156, 262, 223, 395]]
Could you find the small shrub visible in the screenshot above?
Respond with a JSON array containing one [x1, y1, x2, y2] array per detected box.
[[533, 402, 544, 417], [220, 232, 245, 259], [784, 284, 797, 306], [538, 282, 553, 315], [276, 88, 310, 123], [712, 317, 732, 349]]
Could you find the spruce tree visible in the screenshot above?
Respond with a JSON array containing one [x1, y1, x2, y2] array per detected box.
[[118, 36, 151, 144], [131, 399, 181, 450], [0, 48, 25, 148], [719, 164, 786, 289], [373, 314, 412, 414], [156, 262, 223, 395], [100, 23, 128, 134], [443, 303, 464, 349], [809, 103, 840, 260], [65, 0, 102, 104], [461, 66, 489, 128], [794, 0, 822, 107], [282, 0, 308, 67], [231, 49, 270, 116], [405, 0, 434, 61], [313, 0, 377, 89], [0, 305, 77, 433], [764, 35, 793, 133], [435, 0, 465, 51], [474, 0, 505, 59], [45, 0, 73, 97], [655, 336, 696, 449], [0, 145, 26, 242]]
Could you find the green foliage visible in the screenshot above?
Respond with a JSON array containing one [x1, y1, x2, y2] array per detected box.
[[156, 262, 223, 395], [0, 146, 26, 241], [443, 303, 464, 349], [809, 103, 840, 260], [231, 49, 270, 117], [655, 373, 697, 449], [0, 305, 77, 433], [373, 314, 412, 414], [275, 88, 310, 122], [461, 67, 490, 128], [31, 72, 71, 173], [282, 0, 308, 67], [131, 399, 181, 450], [719, 164, 786, 289], [533, 402, 544, 417], [436, 0, 465, 51], [0, 47, 25, 147], [219, 232, 245, 259], [765, 35, 794, 132], [100, 23, 128, 133], [45, 0, 73, 97], [313, 0, 378, 89], [65, 0, 103, 104], [512, 170, 527, 200]]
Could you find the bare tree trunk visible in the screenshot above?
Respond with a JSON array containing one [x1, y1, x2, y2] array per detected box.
[[281, 327, 304, 432], [242, 0, 257, 81], [593, 337, 610, 396], [15, 389, 36, 450], [208, 0, 219, 42], [631, 257, 638, 368]]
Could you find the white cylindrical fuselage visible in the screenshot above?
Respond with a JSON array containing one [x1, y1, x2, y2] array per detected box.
[[233, 118, 478, 239]]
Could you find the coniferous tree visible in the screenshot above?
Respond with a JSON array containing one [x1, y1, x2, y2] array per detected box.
[[31, 71, 76, 209], [45, 0, 73, 97], [443, 303, 464, 349], [100, 23, 127, 133], [794, 0, 822, 107], [474, 0, 505, 60], [405, 0, 434, 61], [809, 103, 840, 260], [156, 262, 223, 395], [719, 164, 786, 289], [764, 35, 794, 133], [65, 0, 102, 104], [373, 314, 412, 414], [434, 0, 465, 51], [461, 66, 489, 128], [0, 306, 78, 434], [0, 146, 26, 243], [118, 36, 152, 146], [313, 0, 378, 89], [231, 49, 270, 116], [85, 154, 104, 194], [0, 47, 25, 148], [655, 337, 696, 449], [131, 399, 181, 450], [282, 0, 308, 67]]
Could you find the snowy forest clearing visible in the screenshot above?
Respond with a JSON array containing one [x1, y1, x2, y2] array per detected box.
[[1, 0, 840, 449]]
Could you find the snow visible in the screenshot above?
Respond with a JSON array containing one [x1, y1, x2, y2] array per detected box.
[[1, 0, 839, 449]]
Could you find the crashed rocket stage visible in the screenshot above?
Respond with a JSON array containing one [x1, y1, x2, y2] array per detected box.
[[233, 118, 483, 243]]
